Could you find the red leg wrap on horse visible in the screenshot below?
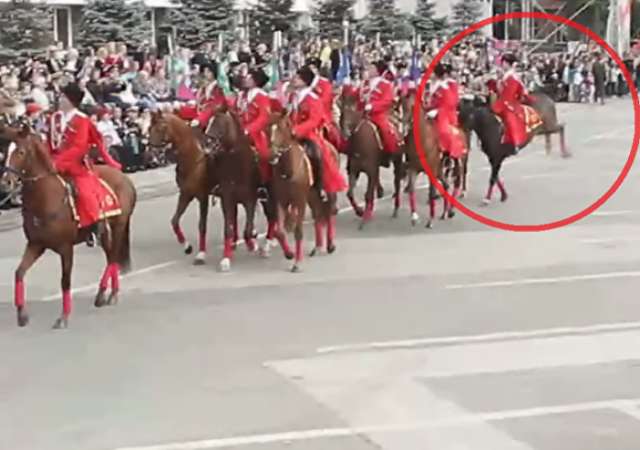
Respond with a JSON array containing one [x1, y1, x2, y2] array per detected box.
[[266, 221, 276, 240], [199, 231, 207, 252], [15, 278, 24, 309], [328, 217, 336, 244], [486, 185, 495, 200], [363, 200, 374, 220], [409, 191, 417, 213], [233, 216, 239, 244], [295, 239, 303, 263], [172, 224, 186, 244], [497, 180, 506, 196], [429, 198, 436, 219], [394, 193, 401, 210], [62, 290, 72, 316], [245, 237, 256, 252], [111, 264, 120, 291], [223, 237, 234, 259], [99, 264, 111, 291], [315, 222, 324, 248], [276, 231, 292, 255]]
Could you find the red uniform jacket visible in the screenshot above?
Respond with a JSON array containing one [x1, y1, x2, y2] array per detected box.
[[198, 81, 227, 112], [238, 88, 271, 158], [427, 79, 467, 158], [291, 89, 346, 193], [492, 71, 535, 147], [311, 76, 334, 122], [361, 77, 394, 116]]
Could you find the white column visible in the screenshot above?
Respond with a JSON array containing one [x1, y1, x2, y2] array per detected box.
[[66, 7, 73, 48]]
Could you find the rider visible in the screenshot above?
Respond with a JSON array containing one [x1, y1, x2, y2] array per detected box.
[[293, 65, 347, 198], [191, 62, 227, 130], [52, 82, 122, 246], [238, 68, 272, 199], [306, 58, 346, 153], [492, 53, 536, 154], [359, 60, 401, 166], [425, 63, 467, 159]]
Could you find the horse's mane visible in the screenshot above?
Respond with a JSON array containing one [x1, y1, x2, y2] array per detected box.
[[29, 131, 57, 174]]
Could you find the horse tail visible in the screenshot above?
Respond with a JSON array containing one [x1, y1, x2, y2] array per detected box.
[[118, 217, 132, 274]]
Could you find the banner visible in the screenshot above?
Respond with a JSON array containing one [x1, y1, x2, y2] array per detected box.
[[607, 0, 632, 56]]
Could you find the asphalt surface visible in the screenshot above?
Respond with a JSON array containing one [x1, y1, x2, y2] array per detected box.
[[0, 97, 638, 450]]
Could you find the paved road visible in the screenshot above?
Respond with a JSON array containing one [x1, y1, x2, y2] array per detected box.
[[0, 98, 638, 450]]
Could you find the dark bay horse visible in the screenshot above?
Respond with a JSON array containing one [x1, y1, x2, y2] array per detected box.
[[339, 93, 403, 229], [0, 125, 136, 329], [205, 107, 293, 271], [148, 111, 216, 265], [459, 92, 569, 205], [270, 115, 337, 271]]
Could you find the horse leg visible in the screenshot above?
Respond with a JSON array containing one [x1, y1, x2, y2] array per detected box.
[[440, 178, 450, 220], [408, 169, 419, 226], [359, 171, 376, 230], [426, 183, 437, 229], [243, 200, 257, 253], [219, 196, 237, 272], [291, 209, 305, 273], [194, 196, 210, 265], [326, 212, 337, 254], [273, 206, 294, 260], [14, 243, 44, 327], [53, 245, 74, 330], [483, 161, 500, 205], [392, 157, 403, 218], [545, 133, 552, 156], [347, 170, 364, 217], [448, 159, 462, 219], [559, 125, 571, 158], [310, 215, 325, 257], [460, 154, 469, 198], [171, 191, 194, 255]]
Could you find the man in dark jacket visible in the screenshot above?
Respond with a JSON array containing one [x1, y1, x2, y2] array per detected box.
[[592, 52, 607, 105]]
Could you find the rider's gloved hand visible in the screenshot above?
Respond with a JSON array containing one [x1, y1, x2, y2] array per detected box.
[[365, 104, 372, 112], [190, 119, 200, 127]]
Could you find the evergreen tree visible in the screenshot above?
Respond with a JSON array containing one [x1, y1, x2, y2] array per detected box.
[[252, 0, 297, 44], [411, 0, 439, 40], [313, 0, 355, 40], [169, 0, 233, 48], [359, 0, 404, 42], [451, 0, 483, 33], [0, 2, 52, 59], [78, 0, 148, 48]]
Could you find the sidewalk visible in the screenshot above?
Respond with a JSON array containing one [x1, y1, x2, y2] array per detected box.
[[0, 166, 178, 232]]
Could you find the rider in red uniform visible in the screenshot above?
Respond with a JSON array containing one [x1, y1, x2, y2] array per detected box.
[[426, 63, 467, 159], [191, 63, 227, 130], [359, 61, 401, 165], [492, 53, 536, 154], [306, 58, 346, 153], [53, 83, 122, 246], [238, 69, 272, 198], [293, 65, 347, 198]]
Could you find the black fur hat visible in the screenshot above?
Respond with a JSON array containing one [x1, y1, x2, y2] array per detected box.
[[249, 68, 269, 88], [61, 82, 84, 108], [502, 53, 518, 65], [297, 65, 315, 86]]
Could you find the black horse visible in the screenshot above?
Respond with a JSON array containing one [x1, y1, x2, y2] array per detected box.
[[458, 92, 569, 205]]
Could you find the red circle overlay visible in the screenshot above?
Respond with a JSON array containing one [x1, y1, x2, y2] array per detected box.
[[414, 11, 640, 232]]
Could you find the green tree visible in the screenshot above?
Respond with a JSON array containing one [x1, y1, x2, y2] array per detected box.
[[0, 2, 52, 59], [411, 0, 448, 40], [450, 0, 483, 33], [169, 0, 233, 48], [252, 0, 297, 44], [78, 0, 148, 48], [313, 0, 355, 40], [359, 0, 404, 42]]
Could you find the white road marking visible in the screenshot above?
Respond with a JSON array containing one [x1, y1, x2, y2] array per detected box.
[[580, 237, 640, 245], [617, 404, 640, 421], [591, 210, 636, 217], [316, 320, 640, 355], [445, 271, 640, 290], [41, 260, 179, 301], [113, 398, 640, 450]]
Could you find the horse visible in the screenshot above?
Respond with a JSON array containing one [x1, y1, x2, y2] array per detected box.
[[269, 114, 337, 271], [204, 106, 293, 272], [402, 103, 466, 228], [459, 92, 569, 205], [148, 111, 216, 265], [0, 124, 136, 329], [339, 93, 404, 230]]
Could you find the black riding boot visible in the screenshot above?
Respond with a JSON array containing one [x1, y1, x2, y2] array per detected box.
[[380, 152, 392, 168], [303, 140, 326, 201], [85, 221, 102, 248]]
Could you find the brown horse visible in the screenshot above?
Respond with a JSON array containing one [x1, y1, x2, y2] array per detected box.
[[402, 104, 468, 228], [0, 124, 136, 329], [339, 93, 403, 230], [204, 106, 293, 272], [148, 111, 216, 265], [269, 114, 337, 272]]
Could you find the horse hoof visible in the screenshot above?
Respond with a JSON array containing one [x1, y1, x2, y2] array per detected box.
[[501, 194, 509, 203], [290, 264, 301, 273], [107, 292, 119, 306], [309, 248, 319, 257], [284, 251, 295, 260], [377, 186, 385, 198], [392, 209, 399, 219], [193, 251, 206, 265], [439, 213, 447, 221], [245, 240, 257, 253], [259, 242, 272, 258], [358, 221, 367, 231], [16, 309, 29, 327], [562, 151, 572, 159], [448, 210, 456, 219], [425, 221, 433, 229], [327, 243, 336, 254], [459, 191, 466, 199], [218, 258, 231, 272], [52, 316, 68, 330], [411, 212, 419, 226], [184, 244, 193, 255], [481, 198, 491, 207], [354, 208, 364, 218], [94, 290, 107, 308]]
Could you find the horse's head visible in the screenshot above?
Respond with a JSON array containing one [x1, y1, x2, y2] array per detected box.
[[269, 112, 295, 164], [0, 123, 53, 192], [204, 108, 237, 156], [148, 110, 174, 160], [458, 94, 487, 132], [339, 93, 361, 137]]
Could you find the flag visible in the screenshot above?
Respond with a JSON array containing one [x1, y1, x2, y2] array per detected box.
[[607, 0, 632, 56], [336, 48, 351, 85], [410, 50, 421, 81], [266, 56, 280, 91], [217, 60, 232, 96]]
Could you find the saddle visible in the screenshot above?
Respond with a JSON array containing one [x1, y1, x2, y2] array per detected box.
[[59, 175, 122, 224]]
